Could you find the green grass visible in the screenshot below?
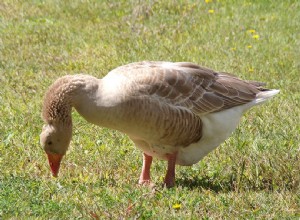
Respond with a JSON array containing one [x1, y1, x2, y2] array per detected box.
[[0, 0, 299, 219]]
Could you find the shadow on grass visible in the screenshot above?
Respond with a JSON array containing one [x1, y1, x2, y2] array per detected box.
[[176, 174, 299, 193], [176, 176, 234, 192]]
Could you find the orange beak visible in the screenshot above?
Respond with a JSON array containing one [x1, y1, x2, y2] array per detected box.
[[46, 152, 64, 177]]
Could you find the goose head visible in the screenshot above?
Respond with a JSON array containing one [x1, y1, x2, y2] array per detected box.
[[40, 122, 72, 177], [40, 74, 100, 177], [40, 75, 77, 177]]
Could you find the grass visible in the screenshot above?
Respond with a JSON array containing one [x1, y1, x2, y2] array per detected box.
[[0, 0, 299, 219]]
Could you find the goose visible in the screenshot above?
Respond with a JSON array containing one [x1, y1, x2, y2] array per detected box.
[[40, 61, 279, 187]]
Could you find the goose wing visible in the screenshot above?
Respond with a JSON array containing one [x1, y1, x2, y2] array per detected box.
[[112, 61, 263, 115]]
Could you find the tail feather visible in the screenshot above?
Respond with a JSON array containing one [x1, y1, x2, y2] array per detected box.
[[254, 89, 280, 105]]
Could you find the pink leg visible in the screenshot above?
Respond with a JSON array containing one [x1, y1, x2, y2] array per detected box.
[[139, 153, 153, 185], [164, 152, 177, 188]]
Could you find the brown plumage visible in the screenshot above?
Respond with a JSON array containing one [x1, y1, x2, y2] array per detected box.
[[40, 61, 279, 187]]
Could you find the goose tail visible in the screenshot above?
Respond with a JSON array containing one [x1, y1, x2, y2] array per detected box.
[[254, 89, 280, 105]]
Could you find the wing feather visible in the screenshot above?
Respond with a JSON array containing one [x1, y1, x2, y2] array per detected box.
[[118, 61, 263, 115]]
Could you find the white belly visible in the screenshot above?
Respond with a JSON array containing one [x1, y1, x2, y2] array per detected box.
[[176, 104, 248, 165]]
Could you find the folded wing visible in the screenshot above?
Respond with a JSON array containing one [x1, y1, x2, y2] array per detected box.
[[115, 61, 264, 115]]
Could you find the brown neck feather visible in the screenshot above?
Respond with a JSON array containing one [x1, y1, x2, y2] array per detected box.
[[42, 75, 80, 125]]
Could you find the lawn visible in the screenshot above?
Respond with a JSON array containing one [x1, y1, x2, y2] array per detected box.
[[0, 0, 299, 219]]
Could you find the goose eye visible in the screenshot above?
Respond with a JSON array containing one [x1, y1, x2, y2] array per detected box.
[[47, 141, 53, 145]]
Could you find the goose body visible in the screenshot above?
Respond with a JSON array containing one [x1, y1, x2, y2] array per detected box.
[[40, 61, 279, 187]]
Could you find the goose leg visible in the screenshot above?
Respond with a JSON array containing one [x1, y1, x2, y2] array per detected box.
[[164, 152, 177, 188], [139, 153, 153, 185]]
